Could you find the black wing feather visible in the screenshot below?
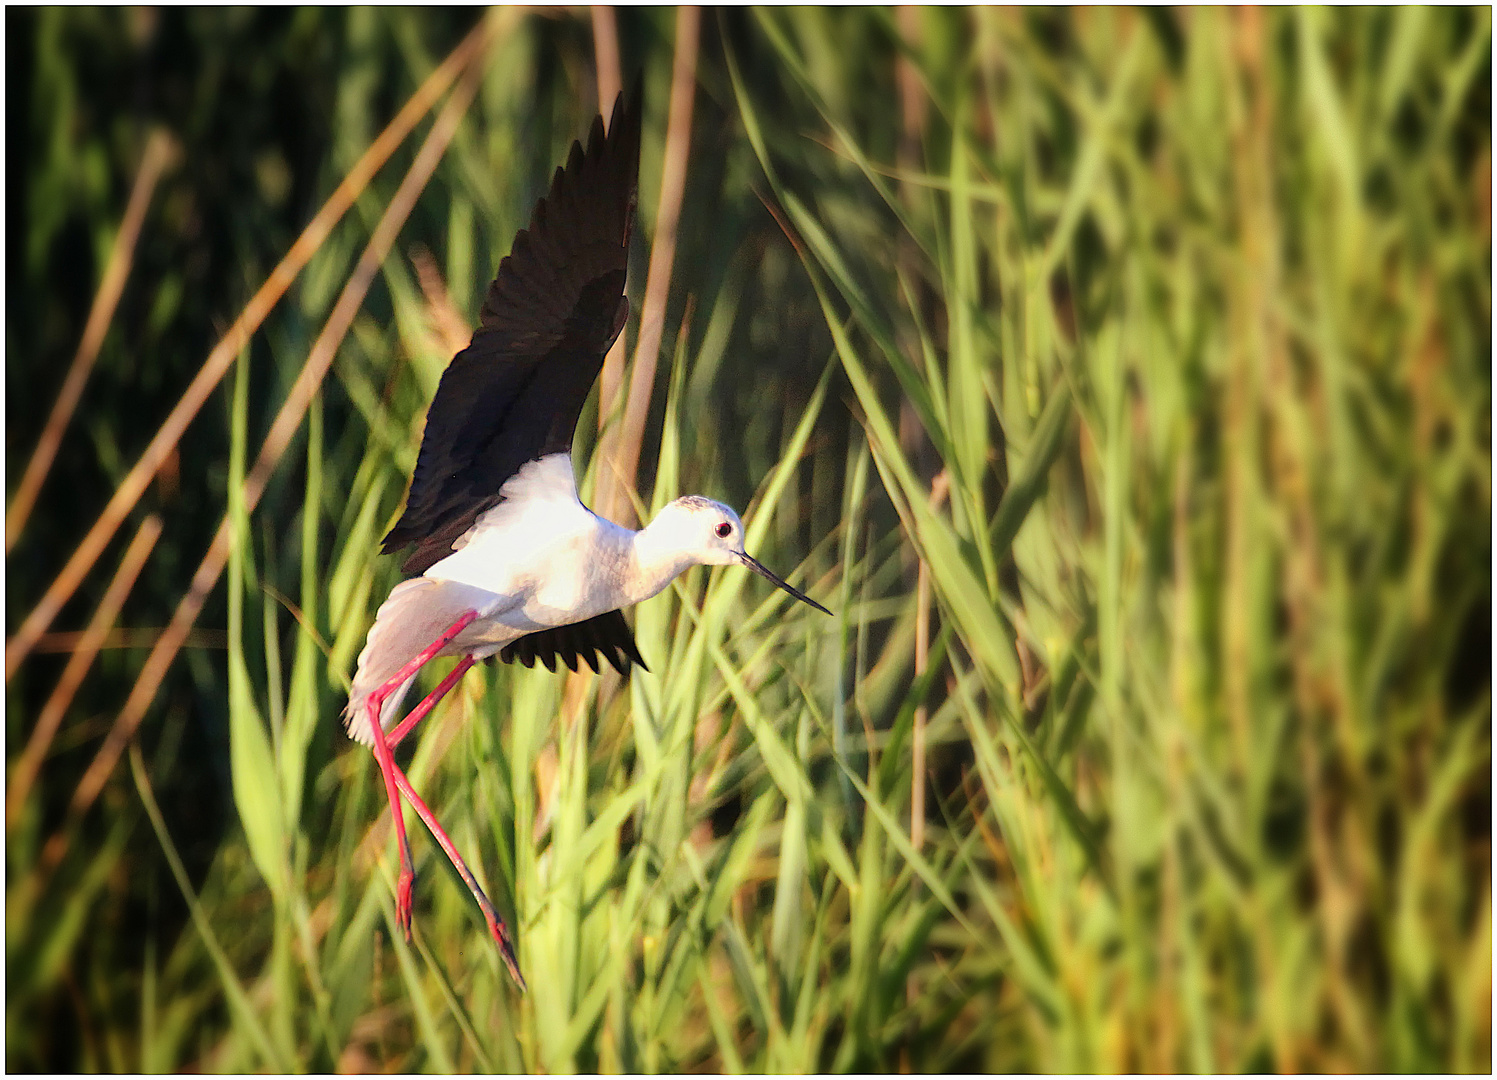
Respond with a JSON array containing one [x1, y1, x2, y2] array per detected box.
[[384, 86, 643, 575], [500, 609, 647, 677]]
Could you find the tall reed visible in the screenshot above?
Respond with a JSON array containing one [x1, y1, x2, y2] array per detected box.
[[7, 7, 1489, 1071]]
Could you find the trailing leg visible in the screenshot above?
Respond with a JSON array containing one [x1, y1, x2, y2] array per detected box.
[[365, 693, 416, 937], [387, 655, 476, 750], [391, 764, 526, 992], [361, 609, 479, 938]]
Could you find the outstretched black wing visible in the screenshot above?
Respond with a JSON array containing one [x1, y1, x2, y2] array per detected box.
[[383, 87, 643, 575], [499, 609, 647, 676]]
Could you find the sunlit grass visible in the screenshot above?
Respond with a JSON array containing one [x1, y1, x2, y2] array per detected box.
[[6, 6, 1490, 1073]]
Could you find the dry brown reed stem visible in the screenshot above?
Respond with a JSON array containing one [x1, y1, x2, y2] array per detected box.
[[408, 246, 471, 466], [7, 132, 176, 554], [410, 246, 473, 358], [30, 628, 227, 653], [6, 515, 162, 831], [590, 6, 623, 116], [549, 8, 674, 827], [546, 6, 621, 828], [600, 4, 699, 528], [4, 15, 493, 682], [32, 18, 504, 886], [591, 5, 628, 441]]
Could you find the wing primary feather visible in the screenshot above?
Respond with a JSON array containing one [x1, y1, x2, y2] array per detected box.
[[560, 624, 581, 672], [383, 85, 644, 571], [580, 637, 602, 674], [498, 609, 645, 679]]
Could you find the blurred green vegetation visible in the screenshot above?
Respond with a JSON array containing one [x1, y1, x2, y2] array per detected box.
[[6, 6, 1490, 1072]]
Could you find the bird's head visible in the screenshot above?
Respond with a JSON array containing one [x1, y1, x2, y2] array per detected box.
[[655, 496, 831, 614]]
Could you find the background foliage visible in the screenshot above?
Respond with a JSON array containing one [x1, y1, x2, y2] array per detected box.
[[6, 6, 1490, 1072]]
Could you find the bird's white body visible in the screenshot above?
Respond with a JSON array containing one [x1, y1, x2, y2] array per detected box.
[[433, 454, 637, 634], [345, 453, 741, 743], [344, 89, 826, 990]]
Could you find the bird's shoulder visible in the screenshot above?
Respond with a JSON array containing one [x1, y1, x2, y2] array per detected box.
[[454, 454, 593, 547]]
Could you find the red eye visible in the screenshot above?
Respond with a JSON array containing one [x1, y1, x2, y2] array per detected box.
[[715, 522, 732, 539]]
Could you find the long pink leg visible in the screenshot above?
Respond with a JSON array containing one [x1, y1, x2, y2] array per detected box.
[[390, 763, 526, 992], [387, 656, 475, 750], [365, 610, 478, 939], [378, 653, 526, 988]]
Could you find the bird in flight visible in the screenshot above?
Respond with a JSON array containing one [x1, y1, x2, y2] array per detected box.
[[344, 87, 830, 992]]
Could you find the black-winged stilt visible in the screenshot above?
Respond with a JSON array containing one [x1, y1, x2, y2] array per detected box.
[[344, 89, 830, 992]]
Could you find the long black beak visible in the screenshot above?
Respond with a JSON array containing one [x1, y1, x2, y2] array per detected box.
[[738, 552, 833, 615]]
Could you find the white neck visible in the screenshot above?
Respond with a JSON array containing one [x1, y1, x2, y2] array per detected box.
[[621, 516, 700, 607]]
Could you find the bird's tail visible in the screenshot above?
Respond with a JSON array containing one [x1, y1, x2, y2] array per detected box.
[[343, 577, 495, 745]]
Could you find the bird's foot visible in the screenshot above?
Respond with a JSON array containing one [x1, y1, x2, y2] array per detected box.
[[396, 868, 416, 941], [486, 914, 526, 993]]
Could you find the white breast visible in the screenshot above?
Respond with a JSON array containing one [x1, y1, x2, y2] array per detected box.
[[423, 453, 635, 632]]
